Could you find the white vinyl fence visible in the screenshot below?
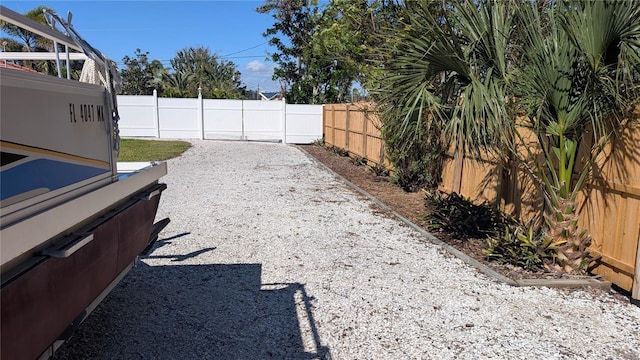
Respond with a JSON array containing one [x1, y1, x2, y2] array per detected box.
[[117, 90, 323, 144]]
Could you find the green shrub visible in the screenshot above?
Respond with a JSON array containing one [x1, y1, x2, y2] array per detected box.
[[422, 190, 505, 239], [350, 155, 367, 166], [369, 162, 390, 177], [389, 150, 442, 192], [379, 109, 444, 192], [483, 222, 564, 271], [328, 145, 349, 157]]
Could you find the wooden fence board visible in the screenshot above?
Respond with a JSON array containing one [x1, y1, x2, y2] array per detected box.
[[460, 156, 500, 205], [578, 187, 606, 254], [348, 132, 364, 158], [634, 227, 640, 299]]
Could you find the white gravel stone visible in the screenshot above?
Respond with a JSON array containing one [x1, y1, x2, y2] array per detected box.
[[54, 140, 640, 360]]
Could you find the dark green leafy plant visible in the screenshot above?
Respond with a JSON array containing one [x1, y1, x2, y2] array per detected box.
[[349, 155, 367, 167], [369, 163, 390, 178], [327, 145, 349, 157], [484, 222, 565, 271], [422, 190, 505, 239], [388, 145, 442, 192]]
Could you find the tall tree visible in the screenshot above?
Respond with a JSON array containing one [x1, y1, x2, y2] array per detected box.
[[162, 70, 193, 98], [258, 0, 404, 103], [257, 0, 320, 103], [0, 38, 23, 52], [164, 46, 243, 99], [120, 49, 164, 95], [312, 0, 403, 95], [0, 6, 51, 51]]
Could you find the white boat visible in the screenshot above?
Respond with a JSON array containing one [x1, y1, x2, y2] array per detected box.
[[0, 6, 169, 360]]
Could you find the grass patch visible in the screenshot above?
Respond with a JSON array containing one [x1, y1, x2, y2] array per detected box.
[[117, 139, 192, 162]]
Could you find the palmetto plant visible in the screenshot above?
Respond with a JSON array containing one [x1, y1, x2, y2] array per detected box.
[[514, 1, 640, 273], [375, 0, 640, 274], [375, 0, 516, 160], [162, 71, 195, 98], [372, 0, 517, 191]]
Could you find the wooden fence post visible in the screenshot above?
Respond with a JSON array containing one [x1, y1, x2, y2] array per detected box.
[[633, 226, 640, 301], [451, 138, 464, 194], [331, 105, 336, 147], [345, 104, 350, 152], [363, 106, 368, 161]]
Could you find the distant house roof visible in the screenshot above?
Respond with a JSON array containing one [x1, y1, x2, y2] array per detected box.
[[258, 91, 282, 101], [0, 60, 41, 74]]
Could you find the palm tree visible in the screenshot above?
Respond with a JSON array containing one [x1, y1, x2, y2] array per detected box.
[[0, 6, 56, 73], [375, 0, 640, 274], [513, 0, 640, 273], [162, 71, 195, 98], [166, 46, 243, 99], [373, 0, 517, 189], [0, 6, 51, 50]]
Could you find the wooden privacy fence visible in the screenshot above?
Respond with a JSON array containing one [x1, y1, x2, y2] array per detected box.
[[323, 103, 392, 169], [323, 103, 640, 300]]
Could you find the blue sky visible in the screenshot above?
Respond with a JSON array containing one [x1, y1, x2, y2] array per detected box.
[[2, 1, 281, 91]]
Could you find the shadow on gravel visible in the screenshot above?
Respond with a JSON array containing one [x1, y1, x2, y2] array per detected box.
[[144, 247, 217, 262], [142, 233, 218, 262], [54, 262, 331, 360], [143, 232, 191, 254]]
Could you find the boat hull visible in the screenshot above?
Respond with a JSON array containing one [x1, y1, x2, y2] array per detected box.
[[0, 182, 165, 360]]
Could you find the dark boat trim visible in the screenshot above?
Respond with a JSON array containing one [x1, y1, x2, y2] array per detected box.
[[1, 183, 165, 360]]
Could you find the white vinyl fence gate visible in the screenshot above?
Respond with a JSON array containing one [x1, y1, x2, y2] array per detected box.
[[117, 90, 323, 144]]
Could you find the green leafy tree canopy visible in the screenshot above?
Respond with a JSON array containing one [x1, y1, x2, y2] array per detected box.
[[120, 49, 164, 95], [164, 46, 244, 99]]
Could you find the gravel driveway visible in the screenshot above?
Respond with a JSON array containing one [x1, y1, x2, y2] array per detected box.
[[55, 140, 640, 360]]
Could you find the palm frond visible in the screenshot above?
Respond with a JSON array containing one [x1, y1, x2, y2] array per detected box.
[[560, 0, 640, 126], [375, 0, 516, 161]]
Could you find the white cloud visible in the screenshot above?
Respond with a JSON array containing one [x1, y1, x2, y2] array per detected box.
[[243, 60, 275, 78], [245, 60, 268, 73], [242, 60, 278, 91]]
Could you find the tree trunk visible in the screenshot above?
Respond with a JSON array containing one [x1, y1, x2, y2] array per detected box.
[[543, 197, 593, 274]]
